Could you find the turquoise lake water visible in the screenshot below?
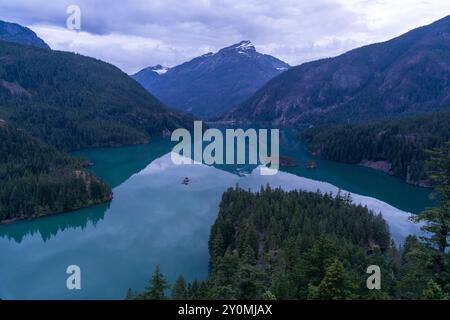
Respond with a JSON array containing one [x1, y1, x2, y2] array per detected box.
[[0, 132, 432, 299]]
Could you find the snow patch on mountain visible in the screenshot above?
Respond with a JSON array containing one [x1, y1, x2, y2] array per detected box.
[[152, 65, 170, 75]]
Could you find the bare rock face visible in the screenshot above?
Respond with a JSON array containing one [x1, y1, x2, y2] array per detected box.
[[359, 160, 392, 174]]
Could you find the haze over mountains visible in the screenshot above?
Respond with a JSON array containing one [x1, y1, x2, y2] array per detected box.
[[0, 20, 50, 49], [222, 16, 450, 126], [132, 40, 290, 117]]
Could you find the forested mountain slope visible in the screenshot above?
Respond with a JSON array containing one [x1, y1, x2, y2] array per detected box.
[[0, 20, 49, 49], [0, 120, 112, 222], [0, 41, 194, 151], [0, 38, 195, 221], [301, 111, 450, 186], [133, 41, 289, 117], [222, 16, 450, 125]]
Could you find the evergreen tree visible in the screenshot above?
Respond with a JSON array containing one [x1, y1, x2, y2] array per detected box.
[[129, 187, 449, 300], [261, 290, 277, 300], [422, 279, 449, 300], [396, 236, 434, 299], [307, 259, 356, 300], [172, 275, 188, 300], [412, 142, 450, 286], [144, 265, 170, 300], [302, 112, 450, 185], [125, 288, 136, 300]]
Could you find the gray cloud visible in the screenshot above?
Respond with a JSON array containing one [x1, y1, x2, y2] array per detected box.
[[1, 0, 449, 73]]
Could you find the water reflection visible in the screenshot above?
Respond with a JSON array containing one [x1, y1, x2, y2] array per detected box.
[[0, 151, 427, 299], [0, 138, 173, 243], [0, 129, 433, 243], [0, 202, 110, 243]]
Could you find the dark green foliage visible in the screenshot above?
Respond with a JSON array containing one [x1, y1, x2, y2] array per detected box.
[[206, 186, 393, 299], [172, 275, 188, 300], [417, 141, 450, 238], [130, 185, 449, 300], [0, 40, 194, 220], [411, 142, 450, 290], [130, 147, 449, 300], [125, 288, 138, 300], [0, 121, 111, 222], [0, 41, 193, 151], [422, 279, 449, 300], [394, 236, 432, 298], [143, 265, 170, 300], [395, 235, 450, 299], [307, 258, 356, 300], [302, 111, 450, 185]]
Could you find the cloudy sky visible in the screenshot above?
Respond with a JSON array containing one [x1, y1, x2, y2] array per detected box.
[[1, 0, 449, 74]]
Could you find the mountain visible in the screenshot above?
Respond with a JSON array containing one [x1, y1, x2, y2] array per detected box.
[[0, 39, 195, 221], [0, 20, 50, 49], [132, 41, 289, 117], [301, 110, 450, 186], [0, 119, 112, 223], [0, 41, 194, 151], [132, 64, 170, 89], [222, 16, 450, 126]]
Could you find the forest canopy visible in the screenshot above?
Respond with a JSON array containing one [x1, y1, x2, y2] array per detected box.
[[0, 120, 112, 222], [301, 111, 450, 185]]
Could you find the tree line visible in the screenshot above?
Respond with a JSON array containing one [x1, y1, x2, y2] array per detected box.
[[0, 121, 112, 222], [301, 111, 450, 185]]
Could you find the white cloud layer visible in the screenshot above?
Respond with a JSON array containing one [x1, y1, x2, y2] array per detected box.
[[1, 0, 449, 73]]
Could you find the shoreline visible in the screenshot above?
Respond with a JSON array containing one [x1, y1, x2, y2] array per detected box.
[[0, 194, 113, 226]]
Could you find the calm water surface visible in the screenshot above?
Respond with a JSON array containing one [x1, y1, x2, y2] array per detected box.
[[0, 132, 432, 299]]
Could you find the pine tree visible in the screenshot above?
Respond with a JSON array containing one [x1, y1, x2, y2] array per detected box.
[[261, 290, 277, 300], [422, 279, 449, 300], [412, 142, 450, 285], [308, 259, 356, 300], [172, 275, 188, 300], [125, 288, 136, 300], [144, 265, 170, 300]]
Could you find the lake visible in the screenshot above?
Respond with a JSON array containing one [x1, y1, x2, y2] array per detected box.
[[0, 131, 432, 299]]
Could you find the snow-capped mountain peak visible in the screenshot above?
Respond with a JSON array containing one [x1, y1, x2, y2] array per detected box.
[[220, 40, 256, 55], [132, 40, 289, 117], [236, 40, 254, 51], [150, 65, 170, 75]]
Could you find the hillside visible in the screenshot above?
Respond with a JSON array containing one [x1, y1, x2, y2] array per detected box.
[[205, 186, 392, 299], [0, 20, 49, 49], [222, 16, 450, 125], [301, 111, 450, 185], [0, 37, 195, 221], [0, 120, 112, 223], [0, 41, 194, 151], [132, 41, 289, 117]]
